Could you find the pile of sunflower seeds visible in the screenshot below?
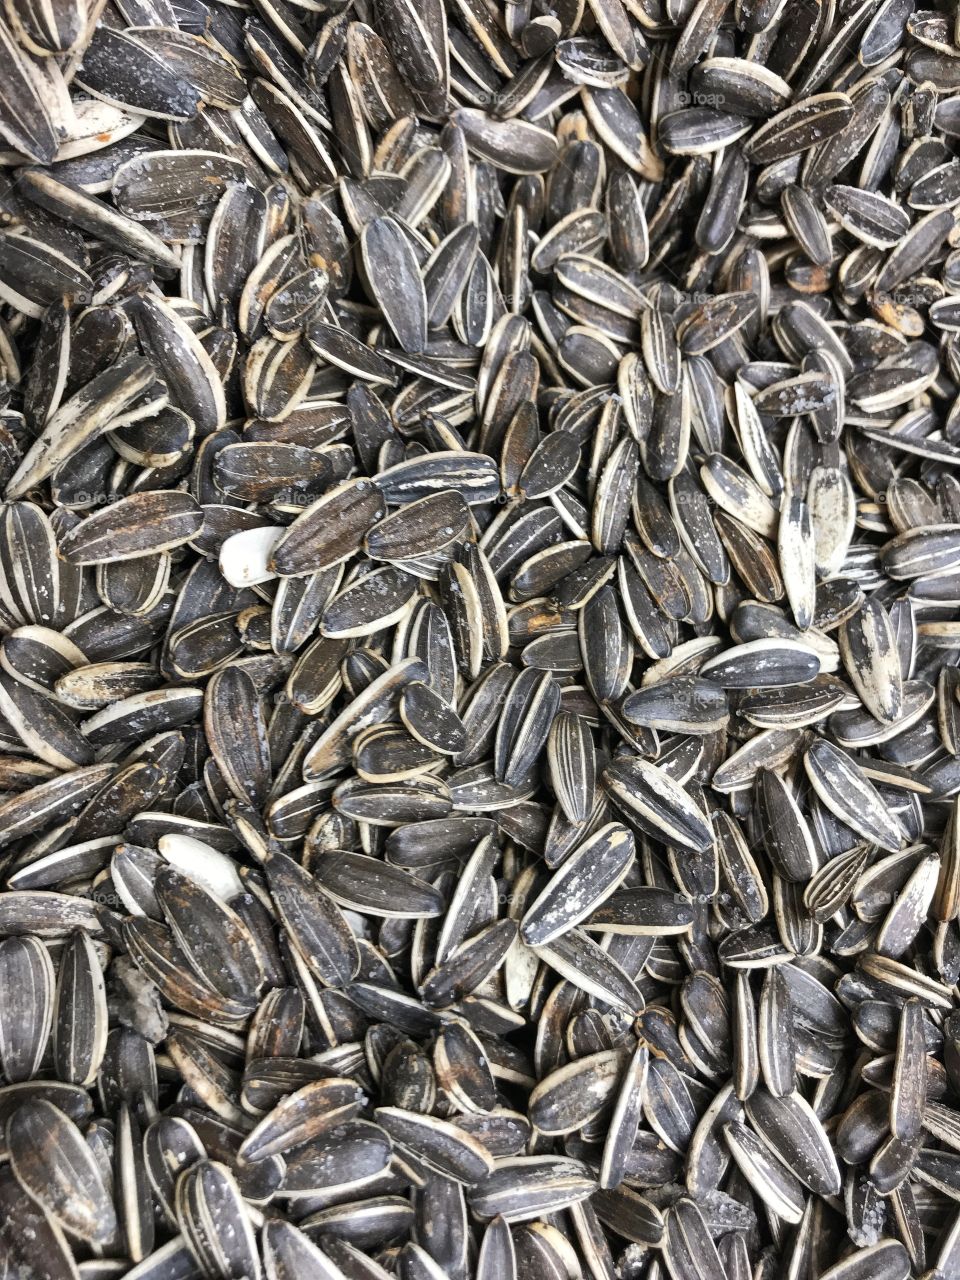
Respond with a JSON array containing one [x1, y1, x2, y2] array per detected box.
[[5, 0, 960, 1276]]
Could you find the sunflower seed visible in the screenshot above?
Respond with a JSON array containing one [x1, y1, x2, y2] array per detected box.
[[8, 1100, 118, 1245], [0, 6, 955, 1275]]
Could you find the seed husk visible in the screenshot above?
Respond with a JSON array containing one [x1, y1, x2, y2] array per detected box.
[[0, 5, 956, 1277]]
